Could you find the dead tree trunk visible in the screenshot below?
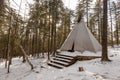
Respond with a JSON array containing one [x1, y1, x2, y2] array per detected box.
[[18, 44, 34, 70]]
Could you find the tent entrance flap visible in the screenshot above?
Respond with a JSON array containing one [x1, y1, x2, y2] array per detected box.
[[68, 43, 74, 52]]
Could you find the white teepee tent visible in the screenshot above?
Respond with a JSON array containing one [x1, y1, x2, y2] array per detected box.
[[60, 20, 102, 53]]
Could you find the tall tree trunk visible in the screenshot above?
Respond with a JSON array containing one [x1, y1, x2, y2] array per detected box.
[[50, 15, 54, 55], [53, 0, 57, 56], [32, 35, 35, 56], [109, 0, 114, 47], [42, 32, 45, 58], [86, 0, 89, 28], [7, 30, 11, 73], [63, 15, 67, 42], [38, 28, 42, 55], [35, 29, 38, 55], [5, 30, 10, 68], [48, 3, 51, 60], [7, 8, 12, 73], [97, 0, 101, 43], [101, 0, 110, 61], [114, 4, 119, 45]]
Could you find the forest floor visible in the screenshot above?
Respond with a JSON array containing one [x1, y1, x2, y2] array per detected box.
[[0, 46, 120, 80]]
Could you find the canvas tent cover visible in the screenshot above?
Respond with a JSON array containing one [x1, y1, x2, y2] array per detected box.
[[60, 20, 102, 52]]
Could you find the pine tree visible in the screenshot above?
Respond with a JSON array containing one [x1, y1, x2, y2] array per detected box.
[[101, 0, 110, 61]]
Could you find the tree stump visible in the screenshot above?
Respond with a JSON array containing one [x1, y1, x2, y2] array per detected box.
[[79, 67, 84, 71]]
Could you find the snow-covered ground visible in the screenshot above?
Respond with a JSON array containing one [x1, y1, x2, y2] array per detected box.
[[0, 47, 120, 80]]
